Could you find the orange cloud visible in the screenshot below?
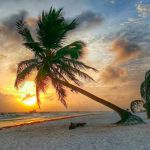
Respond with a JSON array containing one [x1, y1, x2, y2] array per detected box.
[[26, 17, 38, 28], [111, 38, 141, 64], [100, 65, 128, 84], [0, 54, 6, 60], [99, 38, 141, 85]]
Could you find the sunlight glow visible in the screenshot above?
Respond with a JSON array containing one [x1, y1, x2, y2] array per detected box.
[[17, 81, 56, 107], [18, 81, 37, 106], [20, 81, 36, 94], [22, 96, 37, 106]]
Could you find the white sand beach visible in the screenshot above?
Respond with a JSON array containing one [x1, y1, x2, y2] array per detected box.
[[0, 112, 150, 150]]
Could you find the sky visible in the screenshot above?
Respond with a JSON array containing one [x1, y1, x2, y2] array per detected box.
[[0, 0, 150, 112]]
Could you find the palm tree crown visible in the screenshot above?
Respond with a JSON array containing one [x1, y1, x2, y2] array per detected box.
[[15, 7, 97, 108], [140, 70, 150, 100], [140, 70, 150, 119]]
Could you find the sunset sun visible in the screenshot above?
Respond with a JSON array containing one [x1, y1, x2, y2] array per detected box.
[[18, 81, 37, 106], [22, 96, 37, 106]]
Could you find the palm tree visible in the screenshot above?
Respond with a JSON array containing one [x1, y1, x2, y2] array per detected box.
[[15, 7, 143, 124], [140, 70, 150, 118]]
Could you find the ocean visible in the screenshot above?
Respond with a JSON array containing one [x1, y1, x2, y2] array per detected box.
[[0, 112, 95, 129]]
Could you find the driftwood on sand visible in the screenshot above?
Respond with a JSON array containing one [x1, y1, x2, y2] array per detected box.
[[69, 122, 86, 130]]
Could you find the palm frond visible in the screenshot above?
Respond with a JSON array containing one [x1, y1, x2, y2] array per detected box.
[[17, 59, 39, 74], [57, 65, 81, 85], [16, 19, 34, 43], [16, 19, 44, 57], [56, 41, 86, 59], [141, 70, 150, 101], [57, 60, 95, 82], [35, 66, 50, 107], [36, 83, 41, 108], [140, 81, 146, 100], [145, 70, 150, 79], [36, 7, 77, 49], [23, 42, 44, 57], [51, 78, 67, 107], [36, 65, 68, 107], [63, 58, 98, 71], [35, 64, 50, 92], [15, 64, 37, 88], [51, 66, 69, 82]]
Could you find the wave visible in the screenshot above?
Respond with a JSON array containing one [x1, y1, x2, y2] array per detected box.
[[0, 112, 98, 129]]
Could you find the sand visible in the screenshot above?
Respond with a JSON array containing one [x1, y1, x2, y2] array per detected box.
[[0, 112, 150, 150]]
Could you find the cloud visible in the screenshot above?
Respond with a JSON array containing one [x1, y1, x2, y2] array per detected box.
[[66, 10, 104, 43], [2, 10, 28, 30], [90, 15, 147, 87], [99, 38, 141, 85], [0, 10, 29, 46], [120, 18, 144, 26], [0, 10, 37, 43], [0, 10, 35, 88], [0, 92, 26, 112], [136, 3, 150, 18], [97, 31, 141, 85], [0, 54, 7, 60], [110, 0, 116, 4], [25, 17, 38, 27], [22, 93, 35, 101], [103, 19, 150, 52], [100, 65, 128, 84], [111, 38, 141, 63], [9, 64, 17, 73], [76, 11, 103, 29]]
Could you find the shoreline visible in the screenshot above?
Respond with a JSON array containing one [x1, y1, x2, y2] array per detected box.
[[0, 113, 96, 130]]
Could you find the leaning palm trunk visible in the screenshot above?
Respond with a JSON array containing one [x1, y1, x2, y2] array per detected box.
[[57, 79, 144, 124]]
